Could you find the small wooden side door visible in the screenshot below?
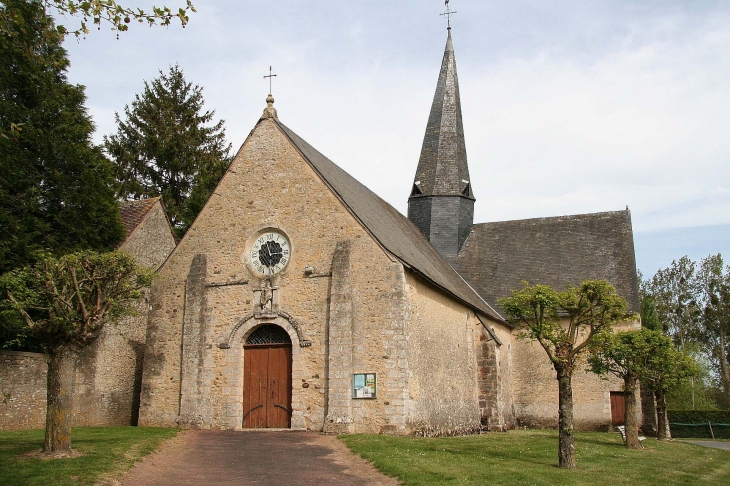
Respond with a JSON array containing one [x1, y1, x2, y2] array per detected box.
[[243, 344, 292, 428], [610, 391, 626, 426]]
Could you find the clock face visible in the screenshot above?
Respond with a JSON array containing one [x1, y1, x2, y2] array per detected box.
[[250, 231, 291, 275]]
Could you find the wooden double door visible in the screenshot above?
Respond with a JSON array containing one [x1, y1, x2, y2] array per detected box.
[[243, 343, 292, 428]]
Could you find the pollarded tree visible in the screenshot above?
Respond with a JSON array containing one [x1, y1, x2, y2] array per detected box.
[[0, 0, 125, 275], [588, 329, 655, 448], [640, 335, 699, 440], [499, 280, 630, 469], [104, 65, 231, 238], [589, 329, 699, 442], [0, 251, 154, 454]]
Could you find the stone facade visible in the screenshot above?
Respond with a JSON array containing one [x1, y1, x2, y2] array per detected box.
[[0, 351, 48, 430], [138, 117, 509, 434], [2, 28, 643, 436]]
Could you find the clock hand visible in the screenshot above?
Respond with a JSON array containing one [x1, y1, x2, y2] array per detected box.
[[267, 242, 277, 273]]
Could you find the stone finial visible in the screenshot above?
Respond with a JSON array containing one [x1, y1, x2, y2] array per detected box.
[[261, 94, 278, 120]]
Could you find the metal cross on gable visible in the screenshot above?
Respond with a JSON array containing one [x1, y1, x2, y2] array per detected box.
[[264, 66, 277, 95], [440, 0, 457, 29]]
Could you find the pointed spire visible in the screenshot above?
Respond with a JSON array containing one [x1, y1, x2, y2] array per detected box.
[[411, 29, 472, 201]]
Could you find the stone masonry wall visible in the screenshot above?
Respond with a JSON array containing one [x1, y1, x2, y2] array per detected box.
[[475, 322, 517, 432], [0, 351, 48, 430], [512, 319, 641, 430], [0, 201, 175, 430], [72, 200, 175, 426], [139, 119, 412, 432], [491, 325, 516, 429], [404, 273, 482, 436]]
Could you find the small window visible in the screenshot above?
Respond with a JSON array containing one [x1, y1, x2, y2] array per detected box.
[[246, 325, 291, 345], [410, 183, 423, 196]]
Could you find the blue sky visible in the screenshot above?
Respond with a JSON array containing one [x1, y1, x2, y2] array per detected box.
[[56, 0, 730, 278]]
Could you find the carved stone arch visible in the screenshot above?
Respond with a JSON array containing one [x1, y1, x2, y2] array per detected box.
[[219, 311, 312, 349]]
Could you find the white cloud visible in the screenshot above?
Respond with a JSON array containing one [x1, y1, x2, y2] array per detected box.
[[59, 0, 730, 263]]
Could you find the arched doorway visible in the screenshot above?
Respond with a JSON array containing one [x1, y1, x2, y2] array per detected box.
[[243, 325, 292, 428]]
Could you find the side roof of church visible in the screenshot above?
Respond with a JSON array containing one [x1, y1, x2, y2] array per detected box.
[[455, 210, 641, 314], [270, 119, 503, 323]]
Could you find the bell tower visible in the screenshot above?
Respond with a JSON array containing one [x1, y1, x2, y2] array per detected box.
[[407, 26, 474, 260]]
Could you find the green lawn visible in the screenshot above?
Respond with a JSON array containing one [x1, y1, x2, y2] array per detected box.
[[341, 430, 730, 485], [0, 426, 178, 486]]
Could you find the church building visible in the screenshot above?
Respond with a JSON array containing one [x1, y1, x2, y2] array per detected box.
[[137, 26, 639, 434]]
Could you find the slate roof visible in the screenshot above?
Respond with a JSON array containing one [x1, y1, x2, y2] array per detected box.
[[273, 120, 504, 323], [452, 211, 641, 314], [410, 30, 473, 200], [119, 197, 161, 238]]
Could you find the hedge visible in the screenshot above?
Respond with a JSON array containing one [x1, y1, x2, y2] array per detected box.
[[668, 410, 730, 423], [668, 410, 730, 439]]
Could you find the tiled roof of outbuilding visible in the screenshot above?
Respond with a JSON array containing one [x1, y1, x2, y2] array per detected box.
[[119, 197, 160, 238], [273, 120, 504, 323], [452, 211, 641, 314]]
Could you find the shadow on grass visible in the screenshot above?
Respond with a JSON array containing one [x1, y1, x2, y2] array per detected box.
[[0, 427, 178, 486]]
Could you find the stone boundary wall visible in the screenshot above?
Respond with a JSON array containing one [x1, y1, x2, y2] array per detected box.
[[0, 351, 48, 431]]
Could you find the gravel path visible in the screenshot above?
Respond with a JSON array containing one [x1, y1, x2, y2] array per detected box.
[[116, 430, 399, 486], [684, 440, 730, 450]]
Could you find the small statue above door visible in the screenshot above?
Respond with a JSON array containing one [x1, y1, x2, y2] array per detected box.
[[254, 279, 279, 317]]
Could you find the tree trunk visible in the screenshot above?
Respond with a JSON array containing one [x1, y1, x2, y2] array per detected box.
[[720, 328, 730, 403], [655, 389, 671, 440], [623, 375, 642, 449], [45, 346, 75, 453], [557, 367, 576, 469], [639, 383, 657, 437]]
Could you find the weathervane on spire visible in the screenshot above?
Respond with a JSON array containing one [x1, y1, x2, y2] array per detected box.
[[264, 66, 277, 95], [440, 0, 456, 30]]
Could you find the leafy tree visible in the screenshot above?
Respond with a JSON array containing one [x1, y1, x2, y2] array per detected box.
[[696, 254, 730, 403], [0, 0, 125, 276], [43, 0, 195, 38], [646, 256, 700, 350], [0, 251, 154, 454], [499, 280, 630, 468], [0, 0, 194, 44], [640, 294, 661, 332], [643, 255, 729, 409], [588, 329, 698, 445], [104, 65, 231, 238]]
